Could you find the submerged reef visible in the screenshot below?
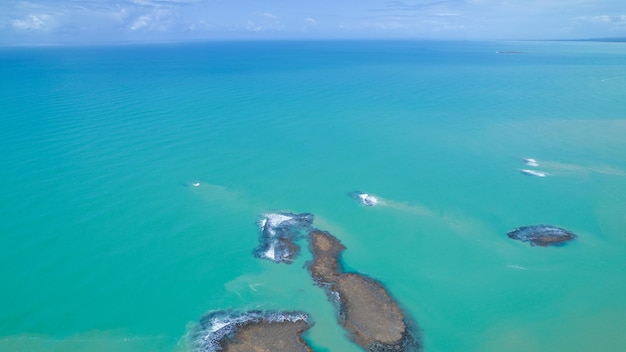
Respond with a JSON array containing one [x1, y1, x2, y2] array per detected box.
[[193, 310, 312, 352], [307, 230, 421, 352], [507, 225, 577, 247], [253, 212, 314, 264]]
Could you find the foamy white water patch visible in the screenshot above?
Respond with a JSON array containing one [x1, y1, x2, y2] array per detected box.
[[349, 191, 382, 207], [257, 213, 295, 236], [523, 157, 539, 167], [518, 157, 548, 177], [264, 244, 276, 261], [359, 193, 379, 206], [519, 169, 547, 177], [265, 213, 294, 228]]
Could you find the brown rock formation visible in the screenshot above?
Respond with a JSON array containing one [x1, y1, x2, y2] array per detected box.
[[194, 311, 313, 352], [221, 319, 313, 352], [507, 225, 577, 247], [307, 230, 421, 351]]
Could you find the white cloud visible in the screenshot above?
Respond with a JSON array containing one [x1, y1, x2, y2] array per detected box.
[[129, 9, 173, 31], [337, 20, 412, 31], [130, 0, 200, 7], [3, 0, 626, 43], [130, 15, 151, 30], [244, 12, 284, 32], [580, 14, 626, 24], [245, 20, 263, 32], [11, 14, 54, 31]]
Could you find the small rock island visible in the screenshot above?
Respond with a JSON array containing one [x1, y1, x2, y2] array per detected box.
[[507, 225, 577, 246], [193, 311, 313, 352], [307, 230, 421, 352]]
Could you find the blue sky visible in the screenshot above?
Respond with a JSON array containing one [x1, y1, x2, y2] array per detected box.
[[2, 0, 626, 44]]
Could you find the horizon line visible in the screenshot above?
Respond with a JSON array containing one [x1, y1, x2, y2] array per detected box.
[[2, 36, 624, 48]]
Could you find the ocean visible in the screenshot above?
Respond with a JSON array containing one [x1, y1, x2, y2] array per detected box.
[[1, 40, 625, 351]]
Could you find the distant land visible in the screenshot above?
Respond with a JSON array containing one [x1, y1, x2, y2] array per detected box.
[[529, 37, 626, 43], [569, 37, 626, 42]]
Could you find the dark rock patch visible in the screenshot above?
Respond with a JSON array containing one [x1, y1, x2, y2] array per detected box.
[[507, 225, 577, 246]]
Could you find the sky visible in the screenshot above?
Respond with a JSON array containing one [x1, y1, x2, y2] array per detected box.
[[1, 0, 626, 44]]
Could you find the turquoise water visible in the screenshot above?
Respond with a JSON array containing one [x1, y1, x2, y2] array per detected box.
[[1, 40, 625, 351]]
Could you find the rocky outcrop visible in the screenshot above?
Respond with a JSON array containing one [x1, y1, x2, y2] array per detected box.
[[193, 310, 312, 352], [307, 230, 421, 352], [196, 214, 422, 352], [507, 225, 577, 247]]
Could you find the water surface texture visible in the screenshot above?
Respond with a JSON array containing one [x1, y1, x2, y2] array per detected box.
[[1, 40, 625, 351]]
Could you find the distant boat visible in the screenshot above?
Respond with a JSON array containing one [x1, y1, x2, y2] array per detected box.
[[192, 182, 200, 187], [520, 169, 546, 177]]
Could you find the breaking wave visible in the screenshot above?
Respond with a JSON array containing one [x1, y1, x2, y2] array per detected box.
[[348, 191, 380, 206], [253, 212, 314, 264]]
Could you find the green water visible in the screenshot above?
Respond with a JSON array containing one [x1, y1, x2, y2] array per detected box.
[[0, 40, 625, 351]]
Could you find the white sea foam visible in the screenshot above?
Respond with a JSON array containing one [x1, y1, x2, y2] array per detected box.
[[264, 245, 275, 260], [258, 213, 294, 236], [329, 290, 341, 305], [520, 169, 547, 177], [358, 193, 379, 206], [264, 213, 293, 228], [523, 158, 539, 167], [209, 319, 230, 333]]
